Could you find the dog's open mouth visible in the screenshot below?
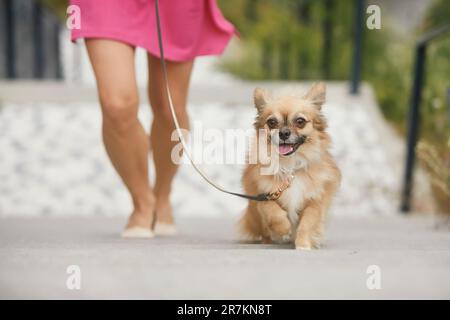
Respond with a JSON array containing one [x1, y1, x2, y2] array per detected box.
[[277, 143, 301, 156]]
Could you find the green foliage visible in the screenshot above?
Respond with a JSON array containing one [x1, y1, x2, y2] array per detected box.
[[422, 38, 450, 148], [362, 22, 413, 129], [40, 0, 68, 20], [421, 0, 450, 31], [218, 0, 413, 125], [219, 0, 352, 80], [419, 0, 450, 154]]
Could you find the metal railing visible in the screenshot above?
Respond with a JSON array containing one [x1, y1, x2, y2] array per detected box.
[[350, 0, 364, 95], [1, 0, 62, 79], [400, 23, 450, 212]]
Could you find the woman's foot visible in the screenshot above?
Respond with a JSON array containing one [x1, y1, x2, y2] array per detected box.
[[122, 195, 156, 238], [122, 210, 155, 238], [121, 226, 154, 238], [154, 222, 177, 236], [154, 199, 177, 236]]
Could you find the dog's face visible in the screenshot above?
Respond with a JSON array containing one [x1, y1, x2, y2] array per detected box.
[[253, 83, 327, 158]]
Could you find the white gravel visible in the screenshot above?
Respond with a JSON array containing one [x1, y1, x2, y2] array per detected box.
[[0, 43, 402, 218], [0, 92, 400, 218]]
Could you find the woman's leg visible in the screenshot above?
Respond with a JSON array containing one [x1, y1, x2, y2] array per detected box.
[[147, 54, 194, 225], [86, 39, 155, 231]]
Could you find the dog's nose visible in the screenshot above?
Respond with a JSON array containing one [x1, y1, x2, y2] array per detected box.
[[279, 127, 291, 140]]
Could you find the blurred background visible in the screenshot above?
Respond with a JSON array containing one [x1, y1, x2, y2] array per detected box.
[[0, 0, 449, 220]]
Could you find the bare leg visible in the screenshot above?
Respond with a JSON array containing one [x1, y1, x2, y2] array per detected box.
[[147, 54, 194, 227], [86, 39, 155, 234]]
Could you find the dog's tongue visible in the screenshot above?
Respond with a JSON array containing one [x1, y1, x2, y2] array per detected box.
[[278, 144, 294, 155]]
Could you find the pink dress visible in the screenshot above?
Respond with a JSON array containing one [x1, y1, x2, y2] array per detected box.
[[70, 0, 235, 61]]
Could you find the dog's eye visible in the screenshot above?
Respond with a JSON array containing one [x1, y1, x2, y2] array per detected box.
[[295, 117, 307, 128], [266, 118, 278, 129]]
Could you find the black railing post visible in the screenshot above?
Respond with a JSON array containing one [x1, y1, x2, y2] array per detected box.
[[400, 23, 450, 212], [33, 2, 44, 78], [54, 21, 63, 79], [400, 44, 426, 212], [5, 0, 15, 79], [350, 0, 364, 95]]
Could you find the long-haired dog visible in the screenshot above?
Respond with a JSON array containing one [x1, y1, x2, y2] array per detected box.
[[240, 82, 341, 250]]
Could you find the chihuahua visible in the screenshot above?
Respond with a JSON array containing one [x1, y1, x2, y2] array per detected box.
[[240, 82, 341, 250]]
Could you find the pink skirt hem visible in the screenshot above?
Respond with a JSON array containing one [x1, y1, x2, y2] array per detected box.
[[69, 0, 235, 62], [71, 31, 233, 62]]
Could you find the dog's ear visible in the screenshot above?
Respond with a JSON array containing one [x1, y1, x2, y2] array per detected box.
[[304, 82, 326, 109], [254, 88, 271, 112]]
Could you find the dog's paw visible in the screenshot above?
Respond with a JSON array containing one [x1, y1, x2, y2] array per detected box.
[[295, 231, 323, 250], [295, 244, 313, 250], [270, 229, 292, 244], [268, 218, 292, 243], [295, 237, 315, 250], [295, 239, 323, 250]]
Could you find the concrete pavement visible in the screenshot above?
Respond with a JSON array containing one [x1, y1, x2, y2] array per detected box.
[[1, 215, 449, 299]]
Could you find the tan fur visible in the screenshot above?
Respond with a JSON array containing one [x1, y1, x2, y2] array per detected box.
[[240, 83, 341, 250]]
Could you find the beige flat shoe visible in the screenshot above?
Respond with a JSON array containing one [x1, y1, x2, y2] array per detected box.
[[121, 226, 154, 239], [154, 222, 177, 236]]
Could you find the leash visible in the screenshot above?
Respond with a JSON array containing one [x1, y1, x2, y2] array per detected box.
[[153, 0, 292, 202]]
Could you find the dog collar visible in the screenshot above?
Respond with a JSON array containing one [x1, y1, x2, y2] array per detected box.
[[266, 173, 295, 200]]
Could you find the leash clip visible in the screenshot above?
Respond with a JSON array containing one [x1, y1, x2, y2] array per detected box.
[[265, 173, 295, 201], [266, 189, 282, 201]]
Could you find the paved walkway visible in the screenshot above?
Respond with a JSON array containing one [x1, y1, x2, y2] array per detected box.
[[1, 215, 449, 299]]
